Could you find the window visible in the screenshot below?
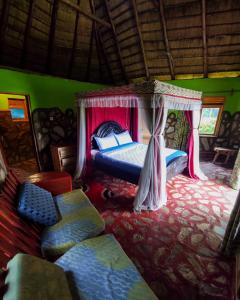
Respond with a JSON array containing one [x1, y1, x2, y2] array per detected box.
[[199, 97, 225, 137], [8, 98, 29, 122]]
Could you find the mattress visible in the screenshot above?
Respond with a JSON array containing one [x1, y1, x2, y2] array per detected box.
[[92, 142, 188, 184]]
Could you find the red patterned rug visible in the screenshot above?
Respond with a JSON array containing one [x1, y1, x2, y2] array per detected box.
[[87, 170, 237, 300]]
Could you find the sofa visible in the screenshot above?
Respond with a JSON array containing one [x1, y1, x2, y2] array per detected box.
[[0, 169, 158, 299]]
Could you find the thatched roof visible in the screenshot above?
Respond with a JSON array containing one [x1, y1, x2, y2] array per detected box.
[[0, 0, 239, 84]]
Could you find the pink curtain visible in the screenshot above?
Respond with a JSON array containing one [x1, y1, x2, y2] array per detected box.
[[185, 110, 207, 180], [185, 111, 197, 179], [85, 107, 138, 173], [132, 107, 139, 142]]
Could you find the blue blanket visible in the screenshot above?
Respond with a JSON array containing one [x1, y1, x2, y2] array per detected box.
[[94, 142, 187, 184]]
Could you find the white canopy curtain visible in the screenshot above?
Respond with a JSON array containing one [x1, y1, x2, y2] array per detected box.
[[75, 80, 206, 211]]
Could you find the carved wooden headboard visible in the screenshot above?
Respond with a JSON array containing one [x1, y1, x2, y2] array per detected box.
[[91, 121, 125, 149]]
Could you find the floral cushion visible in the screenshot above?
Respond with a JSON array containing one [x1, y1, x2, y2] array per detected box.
[[18, 182, 59, 226]]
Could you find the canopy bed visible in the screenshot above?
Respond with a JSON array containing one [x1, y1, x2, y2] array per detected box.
[[75, 80, 207, 211], [91, 121, 188, 184]]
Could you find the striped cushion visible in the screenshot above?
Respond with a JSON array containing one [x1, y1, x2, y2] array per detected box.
[[41, 189, 105, 258]]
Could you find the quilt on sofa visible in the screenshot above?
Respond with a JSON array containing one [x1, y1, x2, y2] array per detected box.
[[41, 189, 105, 257], [56, 234, 158, 300]]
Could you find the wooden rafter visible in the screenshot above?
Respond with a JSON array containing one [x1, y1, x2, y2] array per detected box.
[[103, 0, 128, 83], [85, 21, 94, 81], [60, 0, 111, 28], [95, 30, 103, 80], [68, 0, 81, 78], [91, 0, 114, 83], [131, 0, 149, 80], [97, 30, 114, 83], [0, 0, 10, 62], [46, 0, 59, 73], [21, 0, 35, 67], [202, 0, 208, 77], [158, 0, 175, 80]]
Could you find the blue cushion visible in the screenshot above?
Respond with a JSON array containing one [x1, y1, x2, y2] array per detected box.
[[18, 182, 59, 226]]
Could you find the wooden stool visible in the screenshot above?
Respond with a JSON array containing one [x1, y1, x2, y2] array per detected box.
[[212, 147, 237, 164]]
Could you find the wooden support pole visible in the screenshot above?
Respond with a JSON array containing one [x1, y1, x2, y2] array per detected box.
[[21, 0, 35, 67], [68, 0, 81, 78], [60, 0, 111, 28], [202, 0, 208, 77], [0, 0, 10, 62], [103, 0, 128, 83], [46, 0, 59, 73], [131, 0, 149, 80], [158, 0, 175, 80]]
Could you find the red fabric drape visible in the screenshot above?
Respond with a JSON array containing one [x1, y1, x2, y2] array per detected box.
[[132, 107, 139, 142], [185, 111, 198, 179], [86, 107, 138, 173]]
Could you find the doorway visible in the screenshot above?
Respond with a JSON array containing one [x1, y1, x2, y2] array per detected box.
[[0, 93, 39, 175]]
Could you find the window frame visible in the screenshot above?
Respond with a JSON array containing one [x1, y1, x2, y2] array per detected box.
[[8, 98, 29, 122], [199, 96, 225, 138]]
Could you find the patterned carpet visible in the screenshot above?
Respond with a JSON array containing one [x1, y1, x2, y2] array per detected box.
[[88, 166, 237, 300]]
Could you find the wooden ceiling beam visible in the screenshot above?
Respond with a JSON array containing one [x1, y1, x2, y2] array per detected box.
[[97, 29, 115, 84], [103, 0, 128, 83], [68, 0, 81, 78], [202, 0, 208, 77], [21, 0, 35, 67], [60, 0, 111, 28], [131, 0, 150, 80], [46, 0, 59, 73], [158, 0, 175, 80], [85, 21, 94, 81], [0, 0, 10, 62]]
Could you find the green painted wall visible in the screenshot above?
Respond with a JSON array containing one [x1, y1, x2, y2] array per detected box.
[[168, 77, 240, 113], [0, 68, 107, 111], [0, 68, 239, 114]]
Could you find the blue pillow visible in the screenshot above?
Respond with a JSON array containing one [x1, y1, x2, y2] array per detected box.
[[94, 135, 118, 150], [18, 182, 59, 226]]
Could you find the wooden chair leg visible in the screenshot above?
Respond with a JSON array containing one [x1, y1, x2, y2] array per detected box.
[[224, 153, 231, 164], [213, 152, 219, 164]]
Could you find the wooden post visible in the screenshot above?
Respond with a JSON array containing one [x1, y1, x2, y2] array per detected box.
[[103, 0, 128, 83], [131, 0, 149, 80], [0, 0, 10, 62], [158, 0, 175, 80], [202, 0, 208, 77], [21, 0, 35, 67], [68, 0, 81, 78], [46, 0, 59, 73]]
